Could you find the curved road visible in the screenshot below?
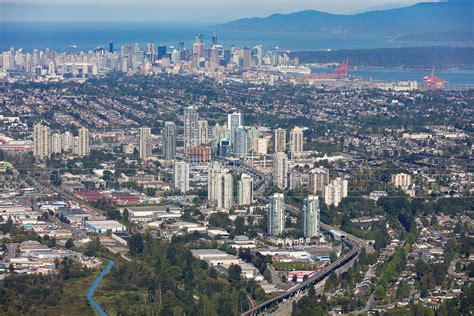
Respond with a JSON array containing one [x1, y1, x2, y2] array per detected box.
[[242, 226, 364, 316]]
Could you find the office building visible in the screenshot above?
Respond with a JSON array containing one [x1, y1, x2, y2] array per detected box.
[[274, 128, 286, 153], [139, 127, 152, 160], [324, 178, 348, 207], [289, 126, 304, 157], [227, 112, 242, 146], [163, 121, 177, 160], [234, 126, 248, 158], [198, 119, 209, 145], [173, 161, 190, 193], [255, 45, 263, 66], [184, 106, 199, 153], [268, 193, 285, 236], [272, 152, 288, 190], [218, 139, 231, 158], [212, 33, 218, 46], [211, 123, 231, 154], [237, 173, 253, 206], [188, 146, 211, 163], [303, 195, 320, 238], [210, 47, 219, 69], [242, 47, 252, 70], [157, 46, 167, 60], [33, 123, 51, 160]]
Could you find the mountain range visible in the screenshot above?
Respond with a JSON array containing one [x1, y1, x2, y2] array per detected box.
[[217, 0, 473, 40]]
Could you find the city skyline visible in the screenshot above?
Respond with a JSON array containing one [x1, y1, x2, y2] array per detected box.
[[0, 1, 472, 315]]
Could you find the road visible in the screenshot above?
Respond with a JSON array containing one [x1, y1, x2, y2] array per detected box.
[[219, 158, 269, 200], [241, 229, 363, 316]]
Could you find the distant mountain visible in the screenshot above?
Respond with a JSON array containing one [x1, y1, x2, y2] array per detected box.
[[395, 31, 474, 43], [351, 3, 409, 14], [217, 1, 473, 37]]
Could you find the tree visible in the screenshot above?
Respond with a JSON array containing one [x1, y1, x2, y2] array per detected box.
[[84, 237, 101, 256], [0, 216, 13, 233], [228, 264, 242, 285], [106, 209, 122, 220], [375, 284, 386, 300], [47, 237, 57, 248], [65, 239, 74, 249], [263, 269, 272, 282], [127, 233, 144, 255], [396, 281, 410, 299], [234, 217, 245, 235], [122, 209, 129, 222], [50, 170, 62, 186], [208, 212, 231, 229]]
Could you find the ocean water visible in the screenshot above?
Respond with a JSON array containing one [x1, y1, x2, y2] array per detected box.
[[313, 66, 474, 87], [0, 21, 468, 52]]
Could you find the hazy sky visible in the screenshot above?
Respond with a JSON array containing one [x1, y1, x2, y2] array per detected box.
[[1, 0, 439, 22]]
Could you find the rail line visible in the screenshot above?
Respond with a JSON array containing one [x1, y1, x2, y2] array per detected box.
[[242, 231, 362, 316]]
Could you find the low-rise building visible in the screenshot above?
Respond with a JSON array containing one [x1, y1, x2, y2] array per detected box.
[[83, 220, 126, 234]]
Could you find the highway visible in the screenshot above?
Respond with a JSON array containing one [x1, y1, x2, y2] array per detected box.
[[241, 229, 363, 316]]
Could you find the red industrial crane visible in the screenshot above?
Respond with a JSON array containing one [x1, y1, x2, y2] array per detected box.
[[423, 66, 448, 89], [333, 58, 349, 79], [303, 58, 349, 80]]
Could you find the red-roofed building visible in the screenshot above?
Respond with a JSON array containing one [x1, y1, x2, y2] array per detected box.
[[111, 192, 140, 204], [74, 189, 104, 202]]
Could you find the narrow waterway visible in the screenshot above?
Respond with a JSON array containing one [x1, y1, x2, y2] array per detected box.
[[87, 259, 115, 316]]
